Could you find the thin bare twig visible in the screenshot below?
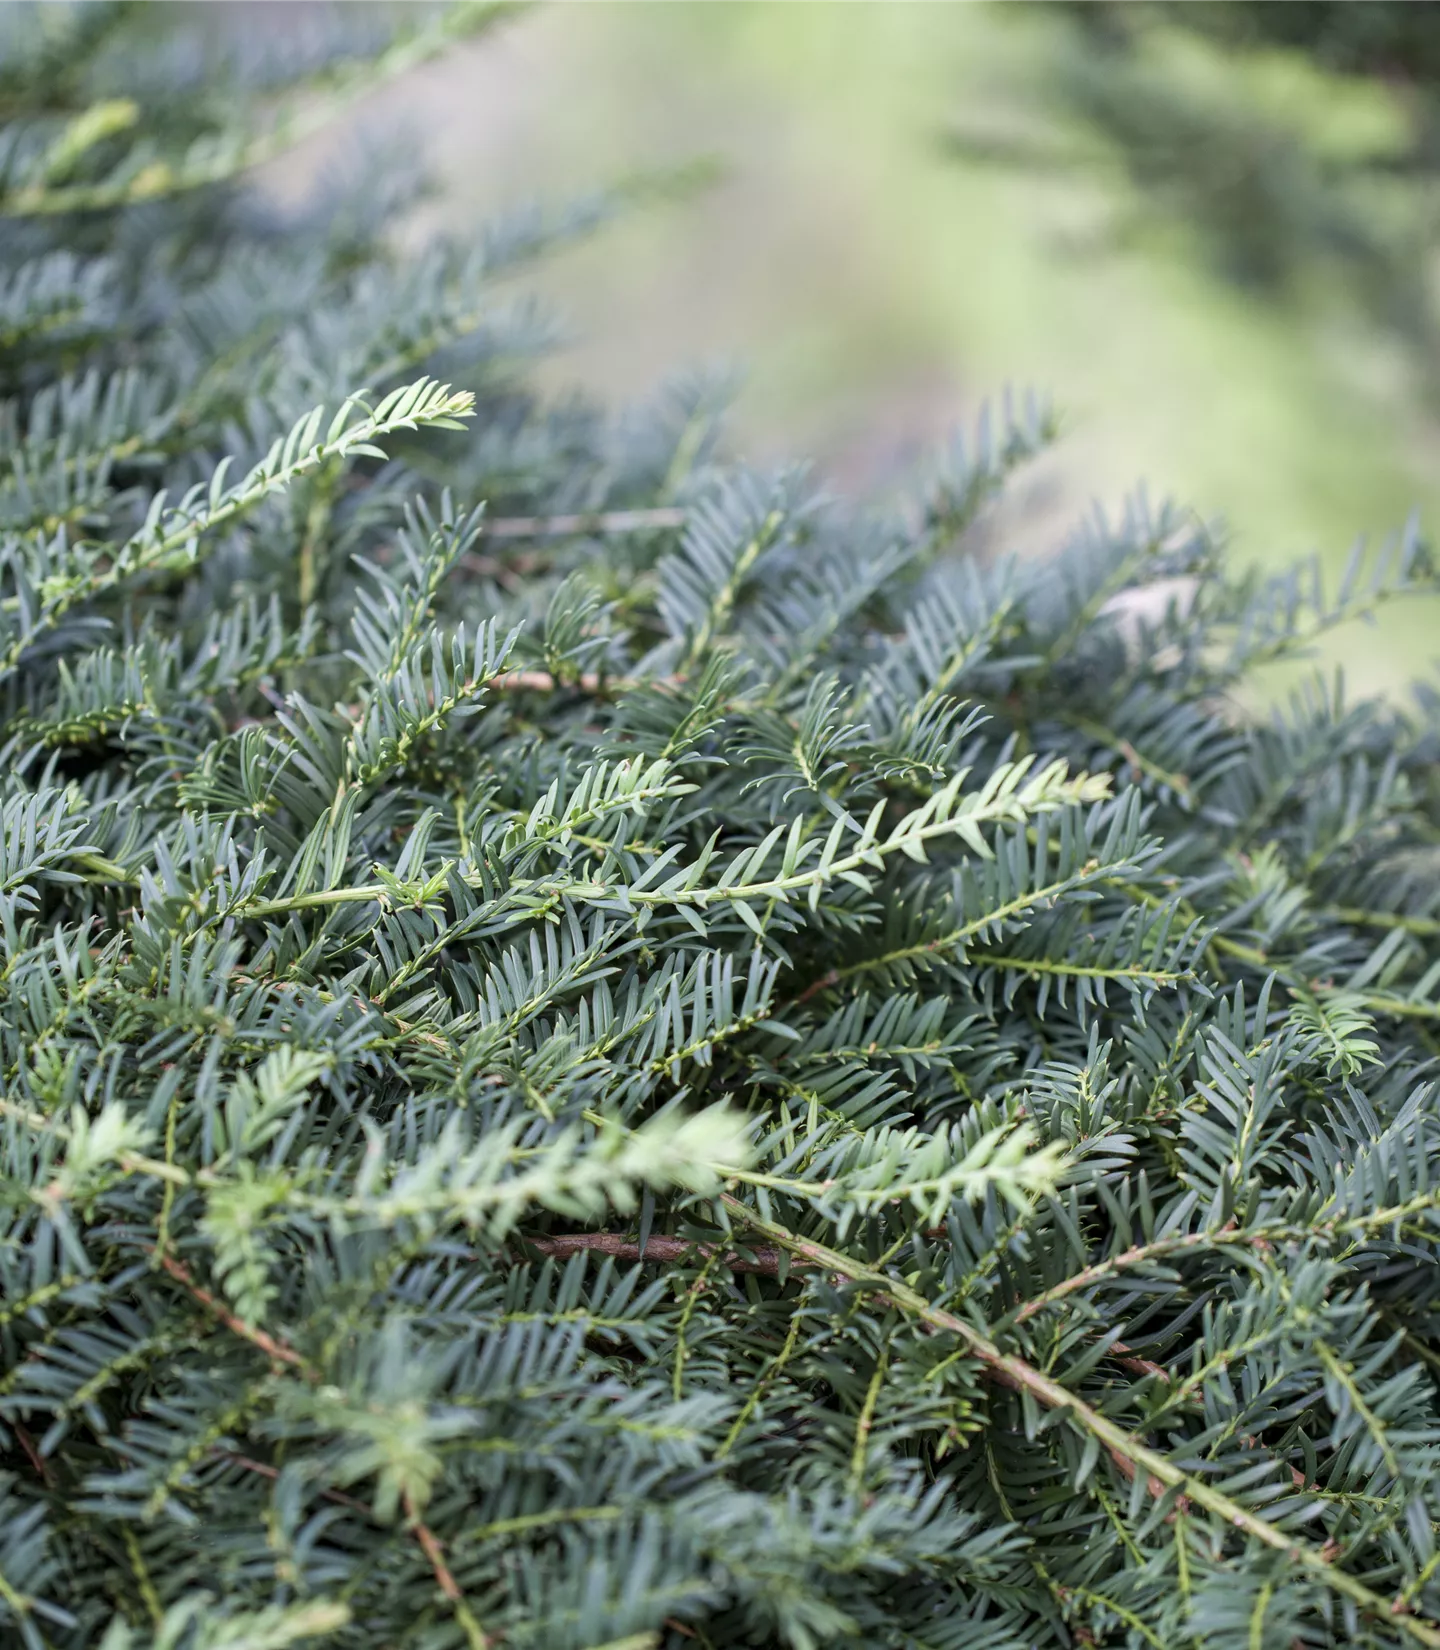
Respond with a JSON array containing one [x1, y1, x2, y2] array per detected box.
[[490, 669, 606, 694], [218, 1451, 372, 1518], [156, 1253, 305, 1370], [483, 506, 686, 540], [488, 667, 685, 696], [1106, 1343, 1168, 1382], [1012, 1227, 1237, 1323], [526, 1231, 1175, 1504], [13, 1423, 53, 1488], [405, 1491, 463, 1602], [523, 1231, 783, 1273], [527, 1234, 1173, 1383]]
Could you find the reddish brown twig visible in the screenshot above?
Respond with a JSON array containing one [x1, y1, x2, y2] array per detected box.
[[1103, 1343, 1305, 1491], [490, 668, 606, 694], [218, 1451, 372, 1518], [405, 1491, 491, 1647], [483, 506, 685, 540], [489, 667, 683, 696], [1107, 1342, 1168, 1382], [13, 1423, 52, 1488], [406, 1489, 464, 1604], [524, 1231, 784, 1273], [156, 1253, 306, 1371], [525, 1230, 1181, 1494], [521, 1233, 1173, 1499], [220, 1446, 532, 1637], [793, 967, 841, 1005], [527, 1235, 1174, 1380]]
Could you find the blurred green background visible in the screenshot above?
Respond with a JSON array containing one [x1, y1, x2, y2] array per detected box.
[[270, 0, 1440, 699]]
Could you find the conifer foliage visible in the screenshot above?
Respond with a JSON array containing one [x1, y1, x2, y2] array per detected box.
[[6, 6, 1440, 1649]]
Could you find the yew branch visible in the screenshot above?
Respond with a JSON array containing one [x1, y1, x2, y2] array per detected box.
[[716, 1193, 1440, 1650]]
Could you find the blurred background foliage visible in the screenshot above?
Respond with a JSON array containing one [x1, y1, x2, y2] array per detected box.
[[255, 0, 1440, 697]]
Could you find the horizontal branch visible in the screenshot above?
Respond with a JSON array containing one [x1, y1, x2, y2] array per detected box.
[[968, 953, 1192, 986], [486, 664, 684, 696], [219, 1451, 371, 1519], [530, 1229, 1304, 1490], [491, 669, 612, 694], [482, 506, 686, 540], [523, 1231, 783, 1273]]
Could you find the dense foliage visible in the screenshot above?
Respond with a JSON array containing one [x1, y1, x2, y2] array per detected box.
[[5, 6, 1440, 1649]]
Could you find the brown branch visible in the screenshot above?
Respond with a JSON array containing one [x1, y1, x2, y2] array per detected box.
[[406, 1490, 491, 1649], [217, 1451, 372, 1518], [794, 967, 841, 1005], [523, 1231, 784, 1273], [156, 1253, 307, 1371], [491, 669, 606, 694], [489, 667, 682, 696], [483, 506, 685, 540], [528, 1231, 1317, 1525], [1018, 1255, 1309, 1493], [1107, 1342, 1168, 1382], [528, 1235, 1176, 1381], [527, 1229, 1177, 1471], [406, 1489, 464, 1602], [1103, 1346, 1306, 1492], [156, 1212, 1304, 1527]]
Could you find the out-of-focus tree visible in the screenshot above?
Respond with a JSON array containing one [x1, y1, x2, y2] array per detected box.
[[949, 1, 1440, 396]]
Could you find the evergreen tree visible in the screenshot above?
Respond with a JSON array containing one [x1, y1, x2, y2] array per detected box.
[[4, 5, 1440, 1648], [949, 1, 1440, 394]]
